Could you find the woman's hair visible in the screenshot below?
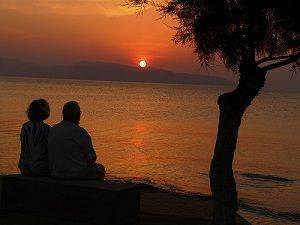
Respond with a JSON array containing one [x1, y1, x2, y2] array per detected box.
[[63, 101, 81, 125], [26, 99, 50, 121]]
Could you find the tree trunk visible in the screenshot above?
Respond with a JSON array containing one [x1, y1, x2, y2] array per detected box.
[[210, 64, 266, 225]]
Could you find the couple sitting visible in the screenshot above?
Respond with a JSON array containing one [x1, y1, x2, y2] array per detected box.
[[18, 99, 105, 180]]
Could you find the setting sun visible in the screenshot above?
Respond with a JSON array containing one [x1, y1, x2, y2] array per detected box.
[[139, 60, 147, 68]]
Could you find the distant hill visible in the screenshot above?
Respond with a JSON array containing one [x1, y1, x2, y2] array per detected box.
[[0, 58, 233, 86]]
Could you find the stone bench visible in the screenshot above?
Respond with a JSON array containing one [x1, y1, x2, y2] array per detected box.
[[0, 174, 140, 225]]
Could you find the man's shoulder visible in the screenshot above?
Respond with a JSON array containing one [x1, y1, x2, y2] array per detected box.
[[51, 121, 63, 129], [50, 121, 68, 134], [43, 122, 51, 129], [77, 126, 90, 137], [51, 121, 89, 136], [52, 120, 75, 128]]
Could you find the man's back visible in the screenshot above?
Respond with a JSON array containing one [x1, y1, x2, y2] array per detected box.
[[48, 120, 96, 177]]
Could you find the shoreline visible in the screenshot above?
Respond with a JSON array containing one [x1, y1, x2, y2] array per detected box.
[[0, 175, 251, 225], [119, 178, 251, 225]]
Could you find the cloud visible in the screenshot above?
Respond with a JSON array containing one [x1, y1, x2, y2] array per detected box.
[[0, 0, 137, 17]]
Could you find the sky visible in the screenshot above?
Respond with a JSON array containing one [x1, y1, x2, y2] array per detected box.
[[0, 0, 299, 91]]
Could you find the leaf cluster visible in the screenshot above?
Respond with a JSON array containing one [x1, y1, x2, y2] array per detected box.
[[129, 0, 300, 73]]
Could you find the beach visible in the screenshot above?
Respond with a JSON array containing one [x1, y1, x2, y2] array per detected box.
[[0, 181, 250, 225]]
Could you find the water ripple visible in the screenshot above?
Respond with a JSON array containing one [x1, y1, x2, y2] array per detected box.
[[240, 173, 294, 183], [240, 200, 300, 223]]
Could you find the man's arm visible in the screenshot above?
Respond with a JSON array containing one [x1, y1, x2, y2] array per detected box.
[[87, 156, 96, 166], [81, 128, 97, 166]]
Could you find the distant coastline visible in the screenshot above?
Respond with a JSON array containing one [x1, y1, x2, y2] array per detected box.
[[0, 58, 233, 86]]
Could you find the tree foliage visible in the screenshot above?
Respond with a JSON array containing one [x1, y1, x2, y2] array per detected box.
[[129, 0, 300, 73]]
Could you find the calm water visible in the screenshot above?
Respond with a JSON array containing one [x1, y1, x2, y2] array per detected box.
[[0, 76, 299, 225]]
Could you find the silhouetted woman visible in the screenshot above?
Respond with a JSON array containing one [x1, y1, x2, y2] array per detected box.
[[18, 99, 51, 175]]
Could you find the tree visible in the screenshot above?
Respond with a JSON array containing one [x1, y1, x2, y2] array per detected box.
[[128, 0, 300, 224]]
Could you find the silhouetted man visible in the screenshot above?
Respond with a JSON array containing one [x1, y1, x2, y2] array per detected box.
[[48, 101, 105, 180]]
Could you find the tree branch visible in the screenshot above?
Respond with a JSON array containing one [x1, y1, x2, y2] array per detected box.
[[262, 55, 300, 71], [228, 0, 248, 59], [257, 55, 297, 65]]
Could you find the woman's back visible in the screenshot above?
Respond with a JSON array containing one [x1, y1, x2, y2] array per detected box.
[[19, 121, 51, 175], [18, 98, 51, 175]]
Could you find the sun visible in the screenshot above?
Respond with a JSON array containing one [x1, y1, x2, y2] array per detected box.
[[139, 60, 147, 68]]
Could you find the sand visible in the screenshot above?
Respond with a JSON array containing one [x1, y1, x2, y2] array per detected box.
[[0, 182, 250, 225]]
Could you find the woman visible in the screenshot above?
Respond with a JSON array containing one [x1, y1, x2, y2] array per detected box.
[[18, 99, 51, 175]]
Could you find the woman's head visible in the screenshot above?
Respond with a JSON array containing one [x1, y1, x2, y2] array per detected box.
[[27, 99, 50, 122]]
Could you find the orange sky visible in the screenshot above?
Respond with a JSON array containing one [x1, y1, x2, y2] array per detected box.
[[0, 0, 299, 90]]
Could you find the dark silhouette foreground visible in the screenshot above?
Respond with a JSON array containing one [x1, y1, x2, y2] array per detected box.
[[0, 174, 250, 225], [48, 101, 105, 180], [0, 174, 139, 225], [18, 98, 51, 176]]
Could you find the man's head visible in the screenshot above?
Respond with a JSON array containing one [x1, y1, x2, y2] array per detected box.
[[63, 101, 81, 125]]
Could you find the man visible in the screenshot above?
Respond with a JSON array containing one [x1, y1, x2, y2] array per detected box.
[[48, 101, 105, 180]]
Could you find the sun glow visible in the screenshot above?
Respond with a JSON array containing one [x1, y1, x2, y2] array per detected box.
[[139, 60, 147, 68]]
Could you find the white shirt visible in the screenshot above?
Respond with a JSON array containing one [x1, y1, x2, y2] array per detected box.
[[48, 120, 96, 177], [18, 121, 50, 175]]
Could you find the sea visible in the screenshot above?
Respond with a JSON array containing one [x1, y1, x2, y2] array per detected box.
[[0, 76, 299, 225]]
